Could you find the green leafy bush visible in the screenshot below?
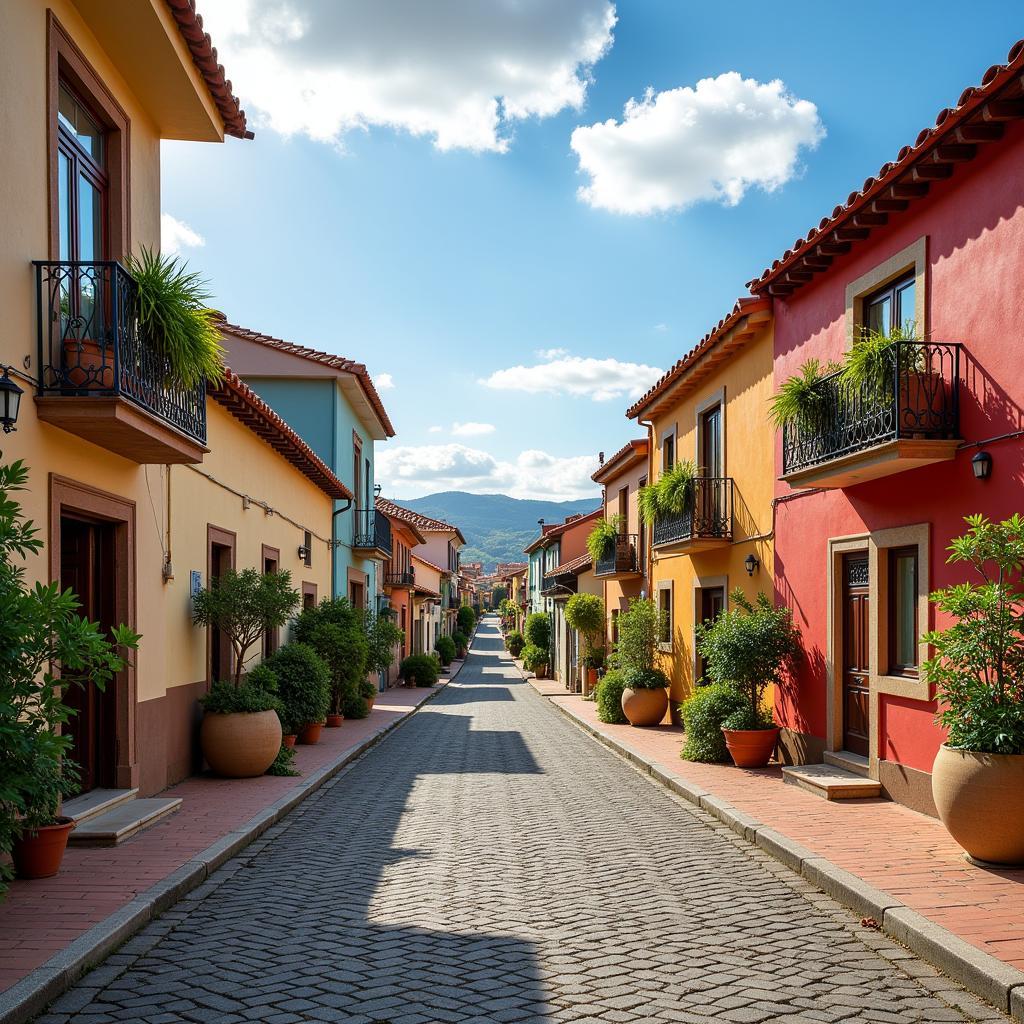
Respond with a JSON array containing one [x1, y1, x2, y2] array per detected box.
[[457, 604, 476, 636], [452, 630, 468, 656], [263, 642, 331, 734], [506, 630, 525, 658], [435, 635, 456, 666], [565, 592, 605, 667], [616, 598, 663, 674], [266, 745, 300, 777], [365, 612, 404, 675], [623, 667, 668, 691], [841, 323, 922, 401], [521, 643, 547, 672], [768, 358, 841, 430], [681, 683, 748, 762], [595, 669, 628, 724], [400, 654, 440, 687], [293, 598, 368, 717], [360, 677, 378, 700], [524, 612, 550, 650], [586, 516, 622, 562], [199, 678, 282, 716]]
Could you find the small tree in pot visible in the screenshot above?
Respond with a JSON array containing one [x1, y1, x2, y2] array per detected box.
[[615, 598, 669, 726], [695, 589, 801, 767], [565, 592, 606, 691], [524, 613, 551, 678], [264, 642, 331, 744], [293, 598, 368, 724], [924, 513, 1024, 864], [365, 612, 404, 695]]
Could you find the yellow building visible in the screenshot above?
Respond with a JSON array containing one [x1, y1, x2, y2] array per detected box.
[[625, 298, 775, 714]]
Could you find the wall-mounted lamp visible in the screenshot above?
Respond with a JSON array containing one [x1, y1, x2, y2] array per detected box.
[[297, 544, 311, 562], [0, 367, 24, 433], [971, 450, 992, 480], [374, 483, 382, 498], [744, 554, 760, 577]]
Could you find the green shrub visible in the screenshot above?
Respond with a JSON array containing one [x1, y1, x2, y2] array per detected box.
[[595, 669, 628, 724], [638, 461, 697, 526], [435, 635, 456, 666], [452, 630, 468, 656], [623, 667, 668, 691], [266, 745, 299, 777], [293, 598, 368, 717], [360, 677, 378, 700], [400, 654, 440, 687], [457, 604, 476, 636], [199, 677, 282, 716], [681, 683, 747, 762], [521, 643, 547, 672], [506, 630, 525, 658], [524, 612, 550, 649], [365, 612, 404, 675], [264, 642, 331, 734], [565, 592, 605, 666], [616, 597, 663, 673], [586, 517, 622, 562]]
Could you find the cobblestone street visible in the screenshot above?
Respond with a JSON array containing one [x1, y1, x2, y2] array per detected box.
[[38, 621, 1008, 1024]]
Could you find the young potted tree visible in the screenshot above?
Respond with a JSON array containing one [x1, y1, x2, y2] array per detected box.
[[565, 592, 606, 692], [435, 635, 456, 668], [524, 612, 551, 678], [925, 514, 1024, 864], [615, 598, 670, 726], [365, 612, 404, 698], [696, 590, 801, 767], [192, 568, 298, 775], [0, 461, 139, 888], [399, 653, 440, 687], [506, 630, 525, 659], [264, 642, 331, 744]]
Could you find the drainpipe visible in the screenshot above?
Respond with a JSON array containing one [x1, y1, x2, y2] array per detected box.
[[331, 496, 354, 597]]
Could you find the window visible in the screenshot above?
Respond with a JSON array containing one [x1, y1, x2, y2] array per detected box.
[[700, 404, 722, 478], [610, 609, 619, 645], [864, 273, 916, 338], [657, 584, 672, 649], [698, 586, 725, 684], [662, 433, 675, 472], [888, 547, 919, 674], [262, 546, 280, 658], [303, 530, 312, 568], [302, 582, 317, 609], [638, 475, 647, 574], [617, 487, 628, 533]]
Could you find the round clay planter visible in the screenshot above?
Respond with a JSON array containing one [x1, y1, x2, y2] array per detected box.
[[586, 668, 599, 688], [200, 710, 282, 778], [282, 734, 297, 749], [621, 687, 668, 727], [535, 666, 548, 680], [366, 695, 376, 711], [932, 744, 1024, 864], [12, 817, 75, 879], [325, 714, 344, 728], [722, 727, 780, 768], [297, 721, 324, 745]]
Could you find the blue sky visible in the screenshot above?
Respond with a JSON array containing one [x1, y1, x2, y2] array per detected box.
[[161, 1, 1022, 499]]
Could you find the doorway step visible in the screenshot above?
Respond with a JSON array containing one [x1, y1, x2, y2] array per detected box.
[[781, 761, 881, 800], [64, 788, 182, 847]]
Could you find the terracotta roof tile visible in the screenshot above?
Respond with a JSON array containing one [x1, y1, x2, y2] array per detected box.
[[544, 552, 592, 578], [164, 1, 251, 139], [524, 509, 602, 553], [412, 553, 448, 575], [375, 498, 466, 545], [208, 369, 352, 500], [592, 438, 649, 483], [414, 583, 441, 599]]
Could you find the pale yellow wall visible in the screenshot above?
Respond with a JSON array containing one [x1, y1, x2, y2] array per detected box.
[[598, 457, 647, 642], [648, 323, 776, 705]]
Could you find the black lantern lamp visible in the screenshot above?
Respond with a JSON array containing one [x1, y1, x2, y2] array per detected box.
[[0, 367, 24, 433], [744, 553, 760, 577], [971, 450, 992, 480]]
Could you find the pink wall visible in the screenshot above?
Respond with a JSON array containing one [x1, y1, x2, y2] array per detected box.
[[773, 119, 1024, 772]]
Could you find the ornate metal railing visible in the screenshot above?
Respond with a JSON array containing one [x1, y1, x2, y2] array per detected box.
[[34, 261, 207, 444], [653, 477, 733, 547], [385, 567, 415, 587], [542, 571, 576, 596], [353, 508, 392, 556], [595, 533, 638, 576], [782, 342, 961, 476]]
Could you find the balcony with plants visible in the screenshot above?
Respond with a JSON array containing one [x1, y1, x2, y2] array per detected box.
[[589, 516, 639, 579], [352, 507, 393, 559], [773, 329, 961, 489], [33, 251, 222, 463], [641, 461, 733, 553]]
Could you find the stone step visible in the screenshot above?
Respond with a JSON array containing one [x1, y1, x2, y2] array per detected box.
[[823, 749, 870, 778], [63, 788, 139, 826], [781, 763, 882, 800], [69, 797, 182, 847]]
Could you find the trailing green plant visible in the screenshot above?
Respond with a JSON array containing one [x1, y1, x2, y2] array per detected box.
[[126, 247, 225, 388], [521, 643, 547, 672], [768, 358, 841, 430], [435, 635, 456, 666], [365, 613, 404, 676], [586, 516, 623, 562], [457, 604, 476, 637], [923, 513, 1024, 754], [695, 590, 801, 731], [192, 568, 299, 687], [680, 683, 748, 762], [506, 630, 525, 658], [293, 597, 368, 717], [638, 461, 698, 526], [623, 667, 669, 691], [524, 612, 551, 650], [595, 669, 628, 724], [637, 485, 660, 530], [0, 462, 140, 899], [265, 744, 299, 777], [400, 653, 440, 687], [263, 642, 331, 734], [841, 323, 923, 401], [615, 597, 663, 674], [565, 592, 606, 668]]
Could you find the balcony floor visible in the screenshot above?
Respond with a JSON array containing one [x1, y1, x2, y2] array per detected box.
[[781, 438, 960, 489], [353, 543, 393, 560], [652, 535, 730, 555]]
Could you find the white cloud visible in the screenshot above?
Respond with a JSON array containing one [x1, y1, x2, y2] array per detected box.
[[653, 323, 669, 333], [375, 372, 395, 390], [199, 0, 616, 153], [570, 72, 824, 215], [161, 213, 205, 253], [428, 425, 443, 434], [480, 355, 662, 402], [536, 346, 570, 360], [451, 421, 496, 437], [377, 443, 599, 501]]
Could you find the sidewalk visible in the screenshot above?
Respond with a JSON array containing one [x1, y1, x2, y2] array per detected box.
[[0, 664, 461, 1021], [520, 669, 1024, 1020]]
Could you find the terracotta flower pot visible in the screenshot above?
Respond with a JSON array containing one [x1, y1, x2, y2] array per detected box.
[[932, 744, 1024, 864], [63, 338, 114, 389], [535, 665, 548, 680], [298, 721, 324, 745], [200, 710, 282, 778], [12, 817, 75, 879], [325, 714, 344, 728], [722, 727, 780, 768], [282, 734, 297, 749], [621, 687, 668, 727], [366, 695, 376, 711]]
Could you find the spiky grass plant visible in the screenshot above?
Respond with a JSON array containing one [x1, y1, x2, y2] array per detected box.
[[769, 358, 840, 430], [842, 323, 922, 402], [639, 460, 697, 526], [586, 515, 623, 562]]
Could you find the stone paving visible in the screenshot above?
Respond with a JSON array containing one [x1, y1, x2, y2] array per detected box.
[[36, 621, 1008, 1024]]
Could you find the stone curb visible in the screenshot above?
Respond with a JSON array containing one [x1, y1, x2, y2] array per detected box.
[[0, 670, 461, 1024], [532, 685, 1024, 1022]]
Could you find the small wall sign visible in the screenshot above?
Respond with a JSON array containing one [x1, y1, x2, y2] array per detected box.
[[190, 570, 203, 598]]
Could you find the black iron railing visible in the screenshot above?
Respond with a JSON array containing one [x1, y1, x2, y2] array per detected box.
[[653, 477, 733, 547], [782, 342, 961, 476], [34, 261, 207, 444], [542, 572, 576, 596], [353, 508, 392, 556], [595, 533, 638, 576], [385, 568, 415, 587]]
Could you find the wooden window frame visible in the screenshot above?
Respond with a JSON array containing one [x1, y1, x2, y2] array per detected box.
[[656, 580, 673, 652], [863, 272, 916, 339], [261, 544, 281, 659], [206, 525, 237, 685], [302, 581, 318, 609], [887, 546, 920, 677], [303, 529, 312, 568]]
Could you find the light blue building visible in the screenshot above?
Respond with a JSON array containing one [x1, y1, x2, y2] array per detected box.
[[219, 322, 395, 608]]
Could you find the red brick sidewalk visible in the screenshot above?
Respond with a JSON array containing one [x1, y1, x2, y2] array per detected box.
[[0, 683, 446, 994], [542, 688, 1024, 973]]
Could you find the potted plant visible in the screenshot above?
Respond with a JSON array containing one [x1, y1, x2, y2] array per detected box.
[[680, 683, 747, 762], [264, 642, 331, 744], [613, 597, 670, 726], [924, 514, 1024, 864], [768, 358, 841, 432], [595, 669, 628, 724], [521, 643, 548, 677], [696, 590, 801, 767], [587, 516, 623, 565], [565, 592, 606, 690], [457, 604, 476, 639], [452, 630, 468, 658], [638, 461, 698, 529], [126, 248, 225, 388], [192, 567, 299, 774], [435, 634, 456, 667], [524, 612, 551, 678], [506, 630, 525, 659], [399, 653, 440, 687], [365, 612, 404, 691], [0, 461, 139, 889]]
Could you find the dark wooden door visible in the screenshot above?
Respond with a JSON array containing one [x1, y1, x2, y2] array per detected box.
[[60, 516, 117, 792], [842, 554, 871, 757], [210, 541, 233, 682], [698, 586, 725, 685]]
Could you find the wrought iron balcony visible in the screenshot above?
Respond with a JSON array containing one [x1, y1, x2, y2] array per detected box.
[[34, 260, 207, 463], [353, 507, 393, 558], [384, 567, 415, 588], [542, 571, 577, 596], [653, 477, 733, 551], [781, 342, 961, 488], [594, 533, 639, 578]]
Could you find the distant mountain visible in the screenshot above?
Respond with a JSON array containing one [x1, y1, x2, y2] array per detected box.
[[397, 491, 601, 571]]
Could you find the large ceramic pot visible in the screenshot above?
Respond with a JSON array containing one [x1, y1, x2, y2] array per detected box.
[[63, 338, 114, 390], [298, 721, 324, 745], [621, 687, 668, 727], [722, 727, 780, 768], [12, 818, 75, 879], [200, 710, 282, 778], [535, 665, 548, 680], [932, 744, 1024, 864], [325, 714, 343, 728]]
